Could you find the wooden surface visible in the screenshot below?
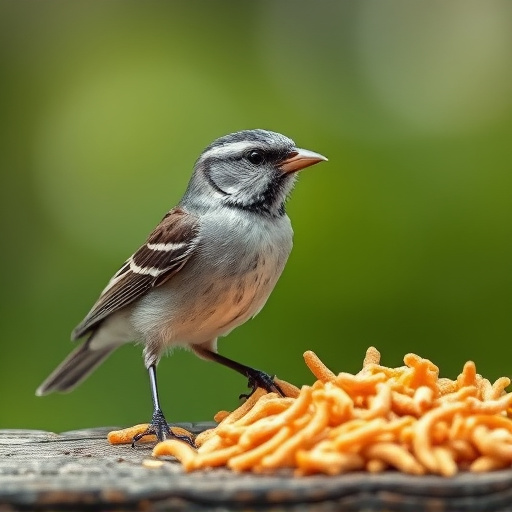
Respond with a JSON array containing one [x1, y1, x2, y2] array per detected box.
[[2, 427, 512, 511]]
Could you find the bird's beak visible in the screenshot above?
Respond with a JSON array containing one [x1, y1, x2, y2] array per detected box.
[[279, 148, 328, 174]]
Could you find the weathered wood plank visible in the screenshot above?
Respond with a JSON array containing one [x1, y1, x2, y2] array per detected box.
[[1, 427, 512, 511]]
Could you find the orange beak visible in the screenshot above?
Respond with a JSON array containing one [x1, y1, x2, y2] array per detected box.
[[278, 148, 328, 173]]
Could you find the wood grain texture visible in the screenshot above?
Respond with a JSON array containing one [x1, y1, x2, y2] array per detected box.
[[1, 427, 512, 511]]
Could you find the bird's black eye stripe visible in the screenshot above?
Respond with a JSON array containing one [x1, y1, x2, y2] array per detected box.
[[246, 150, 265, 165]]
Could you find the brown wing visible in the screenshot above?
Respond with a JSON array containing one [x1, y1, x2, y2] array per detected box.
[[71, 208, 200, 340]]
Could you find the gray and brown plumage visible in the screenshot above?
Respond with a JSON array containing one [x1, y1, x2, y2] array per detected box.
[[36, 129, 327, 443]]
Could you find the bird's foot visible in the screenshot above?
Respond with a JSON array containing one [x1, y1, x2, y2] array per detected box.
[[131, 409, 195, 447], [240, 368, 285, 400]]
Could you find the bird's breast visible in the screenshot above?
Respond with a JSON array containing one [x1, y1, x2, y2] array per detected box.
[[132, 211, 293, 347]]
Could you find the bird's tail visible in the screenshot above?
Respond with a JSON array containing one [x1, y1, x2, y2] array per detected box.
[[36, 338, 118, 396]]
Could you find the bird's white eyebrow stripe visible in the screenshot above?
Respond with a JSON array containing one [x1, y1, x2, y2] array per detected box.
[[146, 242, 187, 251], [201, 141, 257, 159]]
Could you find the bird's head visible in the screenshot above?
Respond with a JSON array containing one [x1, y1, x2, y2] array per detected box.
[[183, 129, 327, 217]]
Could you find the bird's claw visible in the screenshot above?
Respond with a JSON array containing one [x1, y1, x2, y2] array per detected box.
[[131, 409, 195, 448], [239, 368, 285, 400]]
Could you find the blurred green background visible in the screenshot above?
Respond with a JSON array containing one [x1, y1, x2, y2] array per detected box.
[[1, 0, 512, 432]]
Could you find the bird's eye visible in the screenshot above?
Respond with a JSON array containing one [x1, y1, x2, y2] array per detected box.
[[247, 150, 265, 165]]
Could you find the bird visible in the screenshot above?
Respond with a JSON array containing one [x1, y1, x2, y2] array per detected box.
[[36, 129, 327, 444]]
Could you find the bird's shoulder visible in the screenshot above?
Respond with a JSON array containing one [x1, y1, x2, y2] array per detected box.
[[131, 207, 200, 269]]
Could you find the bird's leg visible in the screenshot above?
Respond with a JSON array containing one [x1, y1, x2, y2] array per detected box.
[[132, 364, 194, 447], [193, 347, 284, 399]]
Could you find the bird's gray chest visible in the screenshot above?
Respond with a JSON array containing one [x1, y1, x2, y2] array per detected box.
[[172, 212, 292, 343]]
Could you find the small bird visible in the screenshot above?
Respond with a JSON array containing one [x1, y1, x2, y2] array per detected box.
[[36, 129, 327, 443]]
